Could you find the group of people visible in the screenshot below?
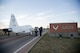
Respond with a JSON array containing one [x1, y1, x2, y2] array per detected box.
[[34, 27, 43, 36]]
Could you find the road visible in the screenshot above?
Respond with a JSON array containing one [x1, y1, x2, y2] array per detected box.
[[0, 29, 48, 53], [0, 33, 36, 53]]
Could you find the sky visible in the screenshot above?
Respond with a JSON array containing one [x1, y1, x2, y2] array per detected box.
[[0, 0, 80, 29]]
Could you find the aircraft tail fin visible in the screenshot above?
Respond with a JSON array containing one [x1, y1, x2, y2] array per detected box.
[[9, 14, 19, 28]]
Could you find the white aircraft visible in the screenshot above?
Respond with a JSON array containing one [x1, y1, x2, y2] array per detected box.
[[8, 14, 34, 35]]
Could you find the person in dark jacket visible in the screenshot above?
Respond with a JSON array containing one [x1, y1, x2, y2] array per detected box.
[[34, 27, 38, 36], [39, 27, 43, 36]]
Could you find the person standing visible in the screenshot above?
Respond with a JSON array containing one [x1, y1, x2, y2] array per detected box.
[[34, 27, 38, 36], [39, 27, 43, 36]]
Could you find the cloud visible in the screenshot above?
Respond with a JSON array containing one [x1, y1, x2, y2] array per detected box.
[[33, 17, 46, 21], [16, 12, 50, 27], [0, 20, 9, 29], [56, 11, 78, 17], [0, 20, 9, 25], [17, 12, 48, 22], [16, 14, 29, 19], [32, 12, 52, 20], [0, 24, 8, 29], [36, 12, 46, 16]]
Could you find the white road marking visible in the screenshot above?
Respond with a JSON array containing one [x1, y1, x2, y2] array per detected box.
[[13, 36, 39, 53]]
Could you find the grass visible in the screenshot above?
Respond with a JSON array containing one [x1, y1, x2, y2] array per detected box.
[[29, 33, 80, 53]]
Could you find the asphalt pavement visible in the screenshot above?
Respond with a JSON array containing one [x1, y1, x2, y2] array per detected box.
[[0, 34, 36, 53], [0, 29, 48, 53]]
